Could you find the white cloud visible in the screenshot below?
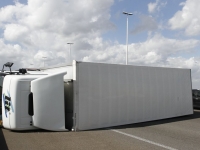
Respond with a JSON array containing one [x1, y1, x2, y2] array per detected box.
[[148, 0, 167, 14], [2, 0, 195, 69], [0, 0, 114, 68], [82, 34, 199, 65], [144, 51, 161, 63], [148, 0, 159, 13], [169, 0, 200, 36], [4, 24, 28, 41], [166, 57, 196, 68], [0, 38, 30, 70], [166, 57, 200, 89], [129, 34, 199, 64]]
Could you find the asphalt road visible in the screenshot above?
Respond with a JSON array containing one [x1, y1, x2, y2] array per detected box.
[[1, 109, 200, 150]]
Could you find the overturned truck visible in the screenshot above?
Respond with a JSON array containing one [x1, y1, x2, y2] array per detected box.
[[2, 61, 193, 131]]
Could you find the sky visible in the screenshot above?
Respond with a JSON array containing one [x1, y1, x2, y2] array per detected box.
[[0, 0, 200, 88]]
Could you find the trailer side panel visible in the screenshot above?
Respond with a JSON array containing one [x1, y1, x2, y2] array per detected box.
[[75, 62, 193, 130]]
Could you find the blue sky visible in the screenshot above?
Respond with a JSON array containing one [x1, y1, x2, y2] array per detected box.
[[0, 0, 200, 88]]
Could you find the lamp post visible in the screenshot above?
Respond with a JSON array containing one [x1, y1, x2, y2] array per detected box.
[[123, 11, 133, 65], [67, 43, 73, 62], [42, 57, 47, 67]]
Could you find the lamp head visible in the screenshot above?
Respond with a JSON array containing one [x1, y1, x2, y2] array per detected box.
[[123, 11, 133, 15], [123, 11, 128, 15], [4, 62, 14, 67]]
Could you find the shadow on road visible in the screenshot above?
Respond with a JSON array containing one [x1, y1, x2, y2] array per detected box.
[[0, 128, 8, 150], [11, 129, 57, 133], [110, 109, 200, 130]]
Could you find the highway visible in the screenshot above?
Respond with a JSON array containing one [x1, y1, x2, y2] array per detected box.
[[1, 109, 200, 150]]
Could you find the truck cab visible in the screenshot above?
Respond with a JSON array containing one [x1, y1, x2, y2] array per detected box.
[[2, 75, 44, 130]]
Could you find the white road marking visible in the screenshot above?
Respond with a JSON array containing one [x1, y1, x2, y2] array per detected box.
[[111, 129, 178, 150]]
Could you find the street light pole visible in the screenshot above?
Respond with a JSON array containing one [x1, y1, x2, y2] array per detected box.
[[42, 57, 47, 67], [123, 11, 133, 65], [67, 43, 73, 63], [30, 64, 34, 67]]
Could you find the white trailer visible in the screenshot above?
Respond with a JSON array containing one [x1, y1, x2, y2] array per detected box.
[[2, 61, 193, 131]]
